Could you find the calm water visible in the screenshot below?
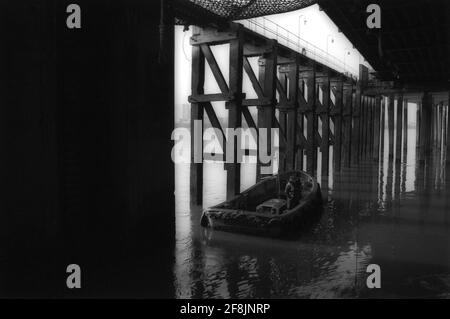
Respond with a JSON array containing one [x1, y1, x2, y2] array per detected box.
[[174, 129, 450, 298]]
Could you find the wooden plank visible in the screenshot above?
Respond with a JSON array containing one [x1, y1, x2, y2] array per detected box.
[[200, 44, 230, 94], [203, 102, 226, 151], [243, 57, 265, 98], [190, 27, 238, 46], [242, 98, 271, 106], [276, 77, 288, 103], [189, 93, 233, 103]]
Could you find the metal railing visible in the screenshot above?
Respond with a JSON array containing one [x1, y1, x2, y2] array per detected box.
[[239, 17, 360, 79]]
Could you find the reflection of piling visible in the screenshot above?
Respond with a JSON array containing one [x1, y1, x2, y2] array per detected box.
[[388, 95, 395, 159], [403, 99, 408, 164], [418, 93, 433, 163], [395, 95, 403, 163]]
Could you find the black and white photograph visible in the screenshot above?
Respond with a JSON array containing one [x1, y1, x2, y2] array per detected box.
[[1, 0, 450, 305]]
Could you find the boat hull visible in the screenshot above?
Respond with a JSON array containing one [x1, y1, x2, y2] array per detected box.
[[200, 171, 322, 237]]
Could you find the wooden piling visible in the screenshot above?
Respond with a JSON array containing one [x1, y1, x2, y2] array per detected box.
[[190, 45, 205, 205], [256, 43, 277, 181], [286, 62, 299, 171], [226, 32, 244, 199], [380, 96, 386, 157], [342, 83, 353, 167], [351, 84, 362, 165], [332, 78, 344, 171], [388, 94, 395, 159], [396, 95, 403, 162], [305, 65, 317, 175], [373, 96, 381, 161], [447, 98, 450, 163], [419, 92, 433, 162], [403, 99, 408, 158], [318, 73, 331, 177]]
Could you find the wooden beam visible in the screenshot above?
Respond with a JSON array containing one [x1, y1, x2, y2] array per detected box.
[[225, 30, 244, 200], [200, 44, 229, 94], [332, 80, 343, 171], [342, 84, 353, 167], [243, 57, 264, 98], [190, 45, 204, 205], [318, 75, 330, 177], [286, 62, 299, 171], [419, 93, 433, 162], [257, 42, 277, 180], [277, 69, 288, 172], [351, 84, 362, 165], [304, 66, 317, 175]]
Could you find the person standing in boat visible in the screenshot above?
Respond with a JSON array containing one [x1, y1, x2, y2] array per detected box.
[[285, 175, 301, 210]]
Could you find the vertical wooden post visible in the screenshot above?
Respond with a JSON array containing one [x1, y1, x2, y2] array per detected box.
[[257, 41, 277, 181], [403, 99, 408, 158], [380, 96, 386, 157], [278, 69, 288, 173], [442, 103, 446, 151], [305, 65, 317, 175], [190, 44, 205, 206], [366, 97, 372, 158], [419, 92, 433, 162], [351, 83, 362, 165], [447, 92, 450, 163], [432, 103, 437, 149], [437, 102, 443, 150], [388, 94, 395, 159], [319, 73, 331, 177], [286, 62, 299, 171], [332, 78, 344, 171], [360, 95, 366, 159], [416, 101, 421, 150], [367, 97, 372, 158], [373, 96, 381, 161], [342, 83, 353, 167], [371, 97, 376, 158], [226, 29, 244, 200], [396, 95, 403, 162], [297, 68, 308, 171]]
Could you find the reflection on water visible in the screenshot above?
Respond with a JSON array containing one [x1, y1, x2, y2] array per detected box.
[[174, 128, 450, 298]]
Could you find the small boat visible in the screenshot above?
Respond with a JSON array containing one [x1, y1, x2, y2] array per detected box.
[[200, 170, 322, 237]]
